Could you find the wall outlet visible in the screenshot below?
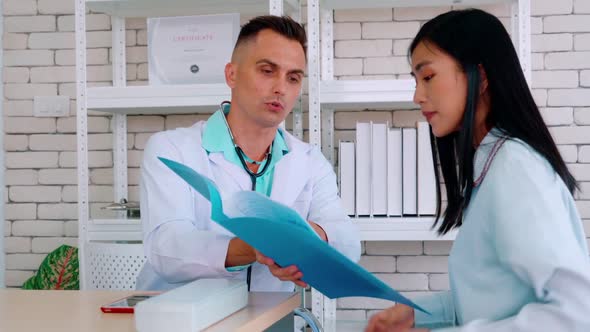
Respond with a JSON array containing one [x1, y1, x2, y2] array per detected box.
[[33, 96, 70, 117]]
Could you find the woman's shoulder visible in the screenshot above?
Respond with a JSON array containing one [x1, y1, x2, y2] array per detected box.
[[484, 137, 557, 188]]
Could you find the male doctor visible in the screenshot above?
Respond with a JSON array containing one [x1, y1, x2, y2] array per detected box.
[[136, 15, 360, 292]]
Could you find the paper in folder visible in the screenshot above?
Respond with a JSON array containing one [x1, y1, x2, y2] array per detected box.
[[158, 157, 427, 313]]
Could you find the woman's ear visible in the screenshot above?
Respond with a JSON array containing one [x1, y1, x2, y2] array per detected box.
[[478, 64, 488, 95]]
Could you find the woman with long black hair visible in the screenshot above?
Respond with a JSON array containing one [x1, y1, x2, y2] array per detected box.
[[366, 8, 590, 332]]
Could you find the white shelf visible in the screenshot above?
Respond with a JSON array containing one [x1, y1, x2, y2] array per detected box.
[[320, 79, 417, 110], [87, 0, 300, 17], [87, 84, 230, 114], [352, 217, 457, 241], [87, 218, 142, 241], [321, 0, 512, 9]]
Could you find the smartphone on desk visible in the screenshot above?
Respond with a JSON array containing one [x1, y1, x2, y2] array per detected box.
[[101, 294, 157, 313]]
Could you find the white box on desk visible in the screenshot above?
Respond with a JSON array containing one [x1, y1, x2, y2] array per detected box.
[[135, 278, 248, 332]]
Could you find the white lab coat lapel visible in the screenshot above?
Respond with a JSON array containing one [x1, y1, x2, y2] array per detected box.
[[195, 121, 252, 191], [270, 131, 312, 207], [207, 152, 251, 192]]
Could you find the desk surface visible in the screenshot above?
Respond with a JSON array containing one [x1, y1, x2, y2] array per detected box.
[[0, 289, 300, 332]]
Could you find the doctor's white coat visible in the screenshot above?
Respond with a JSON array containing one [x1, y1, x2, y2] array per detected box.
[[136, 120, 361, 291]]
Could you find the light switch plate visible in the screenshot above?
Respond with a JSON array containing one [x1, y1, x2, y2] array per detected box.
[[33, 96, 70, 117]]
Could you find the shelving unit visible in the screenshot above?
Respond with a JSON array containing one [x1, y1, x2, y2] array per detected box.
[[75, 0, 303, 290], [306, 0, 530, 326], [0, 0, 5, 288], [86, 0, 300, 17], [353, 217, 457, 241], [320, 79, 416, 110], [87, 84, 230, 114]]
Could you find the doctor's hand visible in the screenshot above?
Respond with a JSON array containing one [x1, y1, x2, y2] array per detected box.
[[308, 220, 328, 241], [255, 250, 308, 288], [365, 304, 424, 332], [225, 238, 256, 267]]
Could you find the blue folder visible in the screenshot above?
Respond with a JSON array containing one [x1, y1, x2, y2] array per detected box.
[[159, 157, 427, 313]]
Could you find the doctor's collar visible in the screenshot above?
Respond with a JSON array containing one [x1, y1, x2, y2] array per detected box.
[[217, 101, 289, 155]]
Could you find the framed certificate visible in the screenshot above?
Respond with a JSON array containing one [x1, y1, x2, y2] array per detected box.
[[148, 13, 240, 85]]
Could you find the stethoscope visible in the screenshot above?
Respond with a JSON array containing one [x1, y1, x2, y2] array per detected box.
[[220, 102, 273, 191], [220, 101, 273, 291]]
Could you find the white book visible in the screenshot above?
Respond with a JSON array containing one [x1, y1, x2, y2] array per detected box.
[[135, 279, 247, 332], [417, 122, 437, 215], [402, 128, 417, 216], [147, 14, 240, 85], [387, 128, 403, 216], [339, 141, 356, 216], [355, 122, 372, 216], [371, 123, 388, 216]]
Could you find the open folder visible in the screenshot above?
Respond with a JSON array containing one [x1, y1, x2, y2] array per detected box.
[[159, 157, 427, 313]]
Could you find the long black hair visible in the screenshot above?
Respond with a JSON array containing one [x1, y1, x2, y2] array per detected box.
[[409, 9, 578, 235]]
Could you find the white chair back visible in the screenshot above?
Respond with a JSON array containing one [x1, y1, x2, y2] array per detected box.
[[84, 242, 146, 290]]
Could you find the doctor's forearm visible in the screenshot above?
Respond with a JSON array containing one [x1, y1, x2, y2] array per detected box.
[[309, 221, 328, 241], [225, 237, 256, 267]]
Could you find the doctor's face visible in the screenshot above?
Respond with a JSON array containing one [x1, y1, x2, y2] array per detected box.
[[411, 41, 468, 137], [225, 29, 306, 129]]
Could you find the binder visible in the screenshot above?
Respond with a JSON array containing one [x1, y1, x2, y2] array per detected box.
[[387, 128, 402, 216], [402, 128, 417, 215], [371, 123, 388, 216], [355, 122, 371, 216], [339, 141, 356, 216], [417, 122, 437, 215]]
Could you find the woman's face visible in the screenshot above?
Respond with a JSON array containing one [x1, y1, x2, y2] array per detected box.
[[411, 41, 468, 137]]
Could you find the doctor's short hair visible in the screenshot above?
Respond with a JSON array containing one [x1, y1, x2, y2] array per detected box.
[[233, 15, 307, 59]]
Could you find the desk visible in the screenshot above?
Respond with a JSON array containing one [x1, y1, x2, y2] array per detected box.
[[0, 289, 300, 332]]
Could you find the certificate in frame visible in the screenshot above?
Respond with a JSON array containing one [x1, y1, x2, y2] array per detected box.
[[148, 13, 240, 85]]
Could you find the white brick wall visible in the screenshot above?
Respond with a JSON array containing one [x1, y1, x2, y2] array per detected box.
[[544, 15, 590, 33], [4, 0, 37, 16], [12, 220, 65, 237], [333, 23, 361, 40], [37, 0, 75, 15], [531, 33, 573, 52], [1, 3, 588, 324], [4, 50, 54, 66], [57, 14, 111, 32], [362, 22, 420, 39], [576, 0, 590, 14], [559, 145, 579, 163], [4, 33, 29, 50], [531, 0, 572, 16], [541, 107, 574, 125], [575, 108, 590, 124], [335, 39, 392, 58]]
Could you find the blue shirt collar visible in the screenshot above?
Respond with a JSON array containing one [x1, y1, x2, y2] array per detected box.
[[202, 104, 289, 164]]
